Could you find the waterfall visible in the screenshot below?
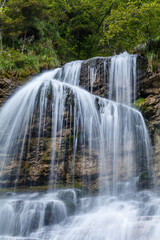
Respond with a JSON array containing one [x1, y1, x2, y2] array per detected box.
[[0, 53, 159, 240], [109, 51, 137, 106]]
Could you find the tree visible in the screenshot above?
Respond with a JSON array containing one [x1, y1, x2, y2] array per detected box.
[[0, 0, 7, 50], [1, 0, 160, 69], [100, 0, 160, 55], [1, 0, 50, 51]]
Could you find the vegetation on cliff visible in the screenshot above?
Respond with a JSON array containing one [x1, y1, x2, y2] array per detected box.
[[0, 0, 160, 77]]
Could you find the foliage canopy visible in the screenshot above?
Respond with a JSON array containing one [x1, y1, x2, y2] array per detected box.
[[0, 0, 160, 76]]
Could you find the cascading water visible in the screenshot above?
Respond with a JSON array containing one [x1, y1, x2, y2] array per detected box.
[[0, 52, 159, 240], [109, 51, 137, 106]]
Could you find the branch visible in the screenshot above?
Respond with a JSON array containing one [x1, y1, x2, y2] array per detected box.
[[97, 3, 114, 32], [86, 10, 99, 26], [1, 0, 7, 9], [87, 3, 114, 58]]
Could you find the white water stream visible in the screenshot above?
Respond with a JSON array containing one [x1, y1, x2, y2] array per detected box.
[[0, 52, 159, 240]]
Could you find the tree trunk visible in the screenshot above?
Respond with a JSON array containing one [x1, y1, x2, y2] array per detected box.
[[77, 33, 81, 59], [0, 28, 3, 51], [12, 37, 15, 49], [22, 27, 27, 53], [0, 0, 7, 51]]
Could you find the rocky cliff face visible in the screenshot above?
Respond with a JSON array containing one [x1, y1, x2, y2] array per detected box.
[[0, 78, 18, 106], [0, 74, 26, 106], [138, 71, 160, 189], [0, 56, 159, 191], [80, 56, 160, 190]]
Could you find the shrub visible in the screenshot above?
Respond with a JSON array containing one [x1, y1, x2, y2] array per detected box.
[[0, 46, 60, 79]]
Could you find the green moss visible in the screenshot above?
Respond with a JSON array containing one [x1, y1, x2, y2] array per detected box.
[[147, 53, 160, 73], [0, 183, 81, 194], [0, 185, 49, 194], [23, 163, 30, 172], [134, 98, 146, 108], [73, 181, 83, 189], [65, 134, 74, 147], [42, 151, 51, 161], [134, 98, 149, 111], [140, 171, 148, 180]]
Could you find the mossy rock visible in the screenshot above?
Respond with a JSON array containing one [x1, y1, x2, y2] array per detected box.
[[134, 98, 147, 108]]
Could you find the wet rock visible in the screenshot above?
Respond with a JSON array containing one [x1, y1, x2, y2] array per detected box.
[[44, 202, 55, 225], [44, 201, 67, 226], [0, 76, 24, 106], [57, 189, 80, 215], [80, 57, 110, 97]]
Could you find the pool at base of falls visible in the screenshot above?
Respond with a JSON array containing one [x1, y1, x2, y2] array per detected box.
[[0, 189, 160, 240]]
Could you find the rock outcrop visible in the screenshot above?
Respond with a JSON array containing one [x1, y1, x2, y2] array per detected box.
[[80, 56, 160, 189], [137, 72, 160, 188], [0, 75, 26, 106]]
